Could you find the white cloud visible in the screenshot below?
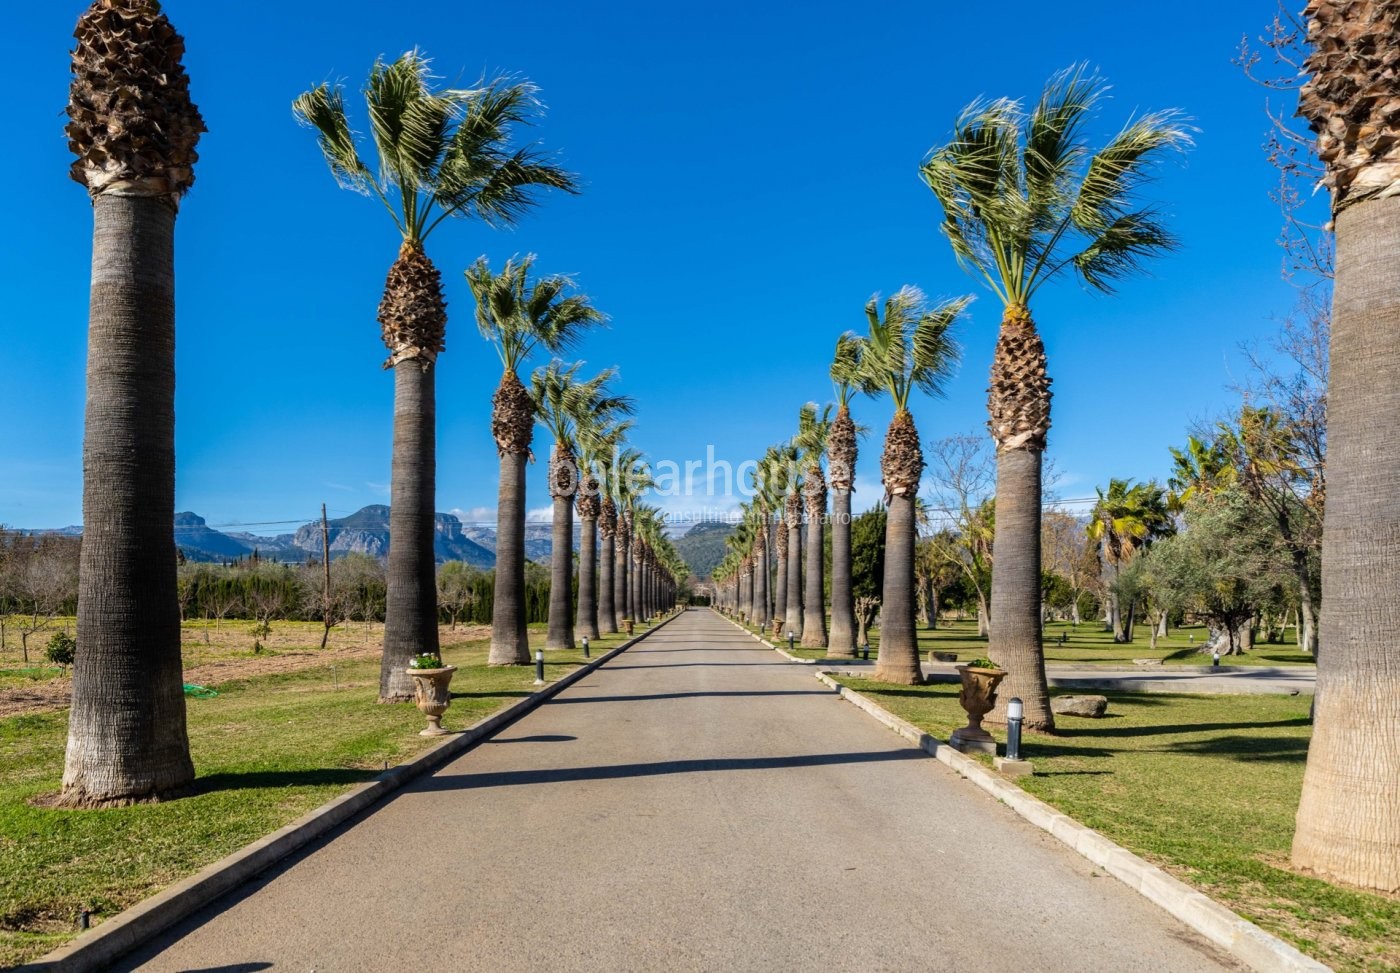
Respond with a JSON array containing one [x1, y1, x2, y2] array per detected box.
[[450, 506, 496, 524], [526, 506, 553, 523]]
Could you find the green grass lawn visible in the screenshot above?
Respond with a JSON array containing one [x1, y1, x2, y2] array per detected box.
[[0, 626, 634, 967], [832, 677, 1397, 973], [737, 615, 1316, 668]]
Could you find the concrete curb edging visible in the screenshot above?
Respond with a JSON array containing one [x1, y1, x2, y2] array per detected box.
[[713, 611, 817, 664], [814, 671, 1331, 973], [24, 612, 685, 973]]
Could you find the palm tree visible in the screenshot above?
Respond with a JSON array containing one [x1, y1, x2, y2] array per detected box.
[[1292, 1, 1400, 892], [852, 288, 967, 685], [1086, 479, 1172, 642], [782, 455, 805, 640], [921, 66, 1189, 729], [580, 420, 631, 639], [531, 362, 633, 648], [827, 335, 867, 657], [795, 404, 834, 648], [294, 54, 575, 697], [61, 0, 203, 806], [469, 257, 604, 664], [614, 452, 653, 625]]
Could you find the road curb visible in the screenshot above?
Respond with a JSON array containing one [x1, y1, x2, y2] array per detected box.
[[714, 611, 817, 664], [23, 611, 685, 973], [813, 671, 1331, 973]]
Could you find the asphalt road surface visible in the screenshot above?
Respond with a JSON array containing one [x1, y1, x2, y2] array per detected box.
[[119, 609, 1242, 972]]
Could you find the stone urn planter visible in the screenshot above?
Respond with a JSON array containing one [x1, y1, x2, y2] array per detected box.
[[949, 663, 1006, 755], [622, 618, 635, 636], [406, 664, 457, 736]]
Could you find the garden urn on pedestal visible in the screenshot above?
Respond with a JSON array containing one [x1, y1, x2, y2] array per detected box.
[[406, 658, 457, 736], [950, 662, 1006, 755]]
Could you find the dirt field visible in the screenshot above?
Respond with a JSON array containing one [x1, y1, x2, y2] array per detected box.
[[0, 619, 492, 720]]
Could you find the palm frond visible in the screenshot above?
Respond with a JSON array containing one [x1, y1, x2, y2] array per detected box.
[[910, 296, 970, 399], [1070, 110, 1192, 234], [467, 255, 605, 374], [291, 83, 376, 197], [1071, 210, 1177, 293]]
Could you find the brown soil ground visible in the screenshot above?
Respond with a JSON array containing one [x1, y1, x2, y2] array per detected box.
[[0, 620, 491, 720]]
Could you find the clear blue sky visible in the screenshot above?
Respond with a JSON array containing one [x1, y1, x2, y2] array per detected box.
[[1, 0, 1312, 534]]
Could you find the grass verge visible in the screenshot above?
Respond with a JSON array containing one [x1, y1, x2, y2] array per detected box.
[[0, 628, 631, 967], [832, 677, 1397, 973]]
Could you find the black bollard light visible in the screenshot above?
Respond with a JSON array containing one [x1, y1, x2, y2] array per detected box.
[[1212, 651, 1220, 668], [861, 642, 871, 661], [534, 649, 545, 685], [78, 909, 90, 931], [582, 636, 590, 659], [1005, 697, 1024, 761], [787, 632, 795, 652]]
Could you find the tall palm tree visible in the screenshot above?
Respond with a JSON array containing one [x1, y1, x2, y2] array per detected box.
[[1086, 479, 1172, 642], [765, 444, 798, 633], [921, 66, 1189, 729], [615, 452, 653, 624], [294, 54, 575, 697], [469, 257, 604, 664], [532, 362, 633, 648], [853, 288, 967, 685], [1292, 0, 1400, 893], [827, 335, 866, 657], [782, 458, 805, 639], [753, 446, 789, 631], [795, 403, 834, 648], [61, 0, 203, 806], [580, 420, 631, 639]]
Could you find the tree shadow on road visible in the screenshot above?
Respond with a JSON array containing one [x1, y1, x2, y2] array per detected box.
[[550, 689, 836, 705], [417, 749, 926, 791]]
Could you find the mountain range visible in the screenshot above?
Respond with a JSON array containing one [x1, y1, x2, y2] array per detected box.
[[35, 507, 732, 578]]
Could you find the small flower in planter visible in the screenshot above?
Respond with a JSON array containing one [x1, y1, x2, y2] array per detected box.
[[408, 653, 444, 670], [965, 657, 1002, 671]]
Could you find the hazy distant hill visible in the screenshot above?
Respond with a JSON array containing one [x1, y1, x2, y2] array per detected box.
[[461, 522, 569, 564], [290, 505, 495, 567], [673, 521, 735, 580], [173, 512, 256, 561]]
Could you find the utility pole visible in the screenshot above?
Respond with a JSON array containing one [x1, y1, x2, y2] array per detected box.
[[320, 503, 332, 650]]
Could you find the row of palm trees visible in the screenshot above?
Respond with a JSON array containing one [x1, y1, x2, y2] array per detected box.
[[716, 65, 1190, 731], [58, 4, 683, 808], [54, 0, 1400, 896]]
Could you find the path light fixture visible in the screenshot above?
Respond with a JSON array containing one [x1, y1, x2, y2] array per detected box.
[[582, 637, 590, 659], [1213, 651, 1220, 669], [787, 632, 795, 652], [534, 649, 545, 686], [1005, 697, 1024, 761], [860, 642, 871, 661]]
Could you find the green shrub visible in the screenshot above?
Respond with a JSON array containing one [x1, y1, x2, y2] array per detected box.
[[45, 631, 76, 667]]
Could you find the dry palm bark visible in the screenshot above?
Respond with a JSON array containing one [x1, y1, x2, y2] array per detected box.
[[1291, 0, 1400, 893], [802, 464, 829, 648], [752, 524, 769, 629], [546, 444, 579, 649], [598, 495, 618, 634], [576, 476, 602, 642], [874, 410, 924, 685], [615, 513, 631, 622], [489, 371, 534, 665], [62, 0, 202, 806], [784, 492, 804, 637], [377, 241, 446, 699], [985, 304, 1056, 731], [827, 405, 859, 656], [774, 516, 789, 628]]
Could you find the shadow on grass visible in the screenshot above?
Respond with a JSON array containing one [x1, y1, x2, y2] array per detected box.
[[184, 768, 379, 796], [1059, 717, 1311, 739], [1161, 734, 1310, 763], [450, 690, 532, 701]]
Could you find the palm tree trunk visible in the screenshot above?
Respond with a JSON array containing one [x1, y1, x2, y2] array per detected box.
[[630, 545, 642, 623], [599, 527, 616, 635], [753, 538, 769, 631], [578, 513, 599, 640], [1293, 194, 1400, 892], [774, 525, 788, 632], [546, 445, 575, 650], [802, 503, 827, 649], [62, 194, 193, 806], [987, 446, 1054, 730], [489, 449, 530, 664], [828, 488, 856, 656], [615, 526, 629, 623], [874, 493, 921, 684], [784, 500, 803, 638], [379, 360, 439, 701]]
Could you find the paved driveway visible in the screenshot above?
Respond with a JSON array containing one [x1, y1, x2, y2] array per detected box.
[[120, 610, 1241, 972]]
